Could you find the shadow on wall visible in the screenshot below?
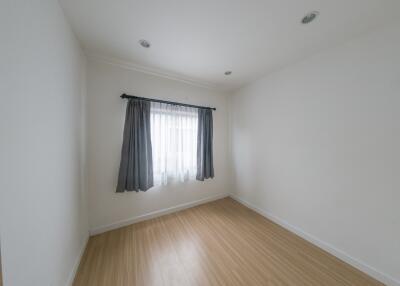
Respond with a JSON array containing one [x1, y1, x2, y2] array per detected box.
[[0, 246, 2, 286]]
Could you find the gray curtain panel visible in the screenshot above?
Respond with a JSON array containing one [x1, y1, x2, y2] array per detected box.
[[116, 99, 154, 192], [196, 108, 214, 181]]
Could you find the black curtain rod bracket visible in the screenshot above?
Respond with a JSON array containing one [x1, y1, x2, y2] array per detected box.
[[120, 94, 216, 111]]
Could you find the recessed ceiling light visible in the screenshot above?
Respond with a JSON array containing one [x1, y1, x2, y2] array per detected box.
[[139, 39, 151, 48], [301, 11, 319, 24], [224, 71, 232, 75]]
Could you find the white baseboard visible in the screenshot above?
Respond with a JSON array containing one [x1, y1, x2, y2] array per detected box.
[[230, 194, 400, 286], [65, 232, 89, 286], [90, 193, 229, 236]]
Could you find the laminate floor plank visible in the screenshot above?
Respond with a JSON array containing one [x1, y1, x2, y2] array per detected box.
[[73, 198, 384, 286]]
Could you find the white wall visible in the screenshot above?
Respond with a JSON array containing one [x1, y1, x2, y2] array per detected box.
[[230, 22, 400, 285], [0, 0, 88, 285], [86, 59, 230, 232]]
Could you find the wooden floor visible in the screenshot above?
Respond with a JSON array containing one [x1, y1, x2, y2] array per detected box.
[[74, 198, 383, 286]]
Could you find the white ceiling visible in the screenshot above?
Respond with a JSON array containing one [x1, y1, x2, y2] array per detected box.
[[60, 0, 400, 91]]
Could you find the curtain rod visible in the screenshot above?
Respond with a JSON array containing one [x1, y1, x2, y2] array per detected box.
[[120, 94, 216, 111]]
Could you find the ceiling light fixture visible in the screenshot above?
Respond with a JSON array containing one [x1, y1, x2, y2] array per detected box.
[[139, 39, 151, 48], [301, 11, 319, 24], [224, 71, 232, 75]]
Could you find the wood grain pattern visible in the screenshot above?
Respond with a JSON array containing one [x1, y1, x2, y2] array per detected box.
[[73, 198, 384, 286]]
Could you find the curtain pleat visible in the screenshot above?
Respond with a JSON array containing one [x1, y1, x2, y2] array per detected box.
[[196, 109, 214, 181], [116, 99, 153, 192]]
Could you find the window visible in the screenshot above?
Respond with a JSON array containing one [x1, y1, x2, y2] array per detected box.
[[150, 102, 198, 186]]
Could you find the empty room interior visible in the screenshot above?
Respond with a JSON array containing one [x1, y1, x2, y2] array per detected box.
[[2, 0, 400, 285]]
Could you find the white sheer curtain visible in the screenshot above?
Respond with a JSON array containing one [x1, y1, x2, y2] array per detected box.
[[150, 102, 198, 186]]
